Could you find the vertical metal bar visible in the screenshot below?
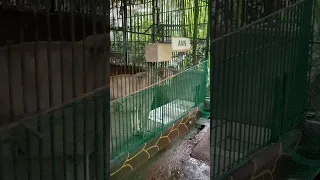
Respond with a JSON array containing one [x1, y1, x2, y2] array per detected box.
[[6, 42, 14, 124], [227, 33, 235, 168], [80, 0, 90, 180], [279, 10, 289, 135], [104, 90, 110, 179], [94, 91, 100, 180], [221, 0, 231, 171], [70, 0, 78, 179], [31, 8, 43, 180], [236, 0, 242, 28], [103, 0, 110, 173], [121, 0, 128, 145], [284, 5, 293, 124], [152, 0, 156, 43], [223, 34, 232, 171], [241, 27, 252, 157], [256, 25, 268, 147], [19, 13, 27, 122], [266, 15, 280, 144], [273, 19, 284, 140], [271, 77, 281, 142], [238, 29, 248, 162], [80, 2, 88, 178], [246, 26, 256, 155], [102, 0, 108, 85], [192, 0, 199, 66], [241, 0, 246, 26], [300, 0, 313, 119], [261, 19, 271, 144], [93, 3, 102, 178], [128, 0, 133, 143], [280, 73, 288, 134], [248, 24, 259, 153], [220, 34, 228, 173], [123, 0, 128, 65], [58, 0, 67, 179], [6, 40, 18, 180], [26, 123, 32, 180], [218, 44, 226, 174], [294, 4, 303, 117], [286, 5, 295, 132], [231, 28, 240, 167], [92, 0, 97, 89], [307, 0, 317, 110], [292, 4, 303, 118], [211, 0, 220, 176], [45, 0, 55, 179], [215, 42, 223, 175], [20, 13, 32, 180]]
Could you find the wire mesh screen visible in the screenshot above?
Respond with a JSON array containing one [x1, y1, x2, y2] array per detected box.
[[210, 0, 313, 178]]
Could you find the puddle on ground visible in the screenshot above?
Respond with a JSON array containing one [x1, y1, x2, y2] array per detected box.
[[180, 158, 210, 180]]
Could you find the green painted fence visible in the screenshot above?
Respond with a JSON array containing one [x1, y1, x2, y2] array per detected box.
[[110, 60, 208, 160], [110, 0, 209, 161], [210, 0, 314, 178]]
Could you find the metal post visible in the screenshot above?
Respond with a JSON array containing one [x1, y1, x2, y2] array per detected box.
[[192, 0, 199, 65], [122, 0, 128, 65]]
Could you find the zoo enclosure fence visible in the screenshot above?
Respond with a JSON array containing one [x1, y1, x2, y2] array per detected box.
[[109, 0, 209, 160], [211, 0, 320, 179], [0, 0, 210, 180], [0, 0, 111, 180]]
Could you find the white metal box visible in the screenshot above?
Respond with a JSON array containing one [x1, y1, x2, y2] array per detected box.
[[145, 43, 172, 62]]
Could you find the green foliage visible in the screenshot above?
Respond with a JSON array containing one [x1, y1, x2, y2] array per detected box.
[[111, 0, 209, 65]]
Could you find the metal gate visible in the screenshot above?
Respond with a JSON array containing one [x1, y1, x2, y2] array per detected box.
[[210, 0, 314, 178]]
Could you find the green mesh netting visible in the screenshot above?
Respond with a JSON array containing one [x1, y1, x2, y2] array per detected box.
[[110, 60, 208, 160], [264, 122, 320, 179]]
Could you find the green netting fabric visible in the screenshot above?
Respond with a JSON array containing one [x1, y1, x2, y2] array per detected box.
[[273, 121, 320, 179], [110, 60, 208, 160], [242, 122, 320, 180]]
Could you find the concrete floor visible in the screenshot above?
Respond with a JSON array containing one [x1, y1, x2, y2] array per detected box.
[[126, 118, 210, 180], [125, 117, 274, 180]]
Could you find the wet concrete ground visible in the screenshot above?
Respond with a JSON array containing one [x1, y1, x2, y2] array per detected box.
[[126, 118, 210, 180]]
